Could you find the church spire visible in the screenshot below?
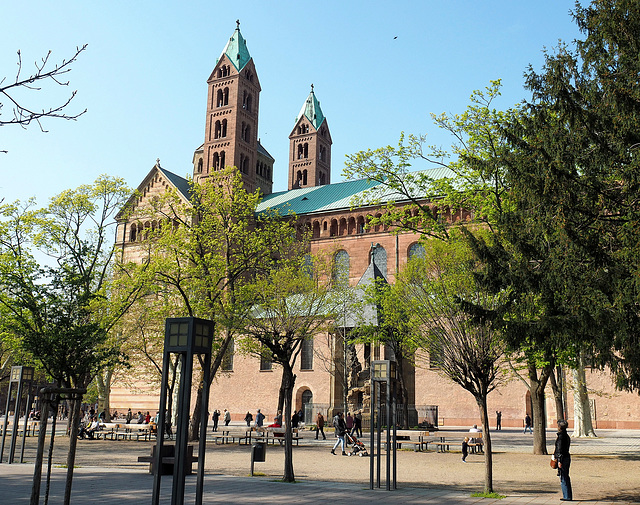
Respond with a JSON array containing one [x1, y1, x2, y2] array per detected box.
[[220, 20, 251, 72], [295, 84, 325, 130]]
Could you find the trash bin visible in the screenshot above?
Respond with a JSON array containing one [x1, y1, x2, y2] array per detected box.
[[252, 442, 266, 462]]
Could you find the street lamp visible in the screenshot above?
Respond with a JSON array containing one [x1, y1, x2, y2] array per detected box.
[[1, 365, 34, 464], [370, 359, 398, 491], [152, 317, 214, 505]]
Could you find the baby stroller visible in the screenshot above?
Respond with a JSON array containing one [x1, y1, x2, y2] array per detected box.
[[345, 432, 368, 457]]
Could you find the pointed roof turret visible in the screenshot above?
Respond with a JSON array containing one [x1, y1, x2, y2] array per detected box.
[[295, 84, 325, 130], [220, 20, 251, 72]]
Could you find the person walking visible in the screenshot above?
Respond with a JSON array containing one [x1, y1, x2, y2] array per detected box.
[[496, 411, 502, 430], [524, 414, 532, 434], [224, 409, 231, 426], [331, 412, 348, 455], [462, 436, 469, 462], [255, 409, 265, 428], [315, 412, 326, 440], [554, 419, 572, 501], [244, 411, 253, 427]]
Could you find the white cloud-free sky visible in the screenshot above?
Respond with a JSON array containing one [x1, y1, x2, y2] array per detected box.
[[1, 0, 581, 204]]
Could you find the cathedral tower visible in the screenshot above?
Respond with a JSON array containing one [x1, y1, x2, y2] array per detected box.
[[193, 21, 273, 195], [288, 85, 332, 190]]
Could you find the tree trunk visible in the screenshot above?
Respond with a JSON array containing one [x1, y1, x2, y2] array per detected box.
[[96, 369, 113, 422], [64, 396, 82, 505], [475, 393, 493, 494], [281, 363, 296, 482], [548, 365, 565, 423], [572, 353, 596, 437], [528, 362, 551, 455], [189, 330, 232, 441]]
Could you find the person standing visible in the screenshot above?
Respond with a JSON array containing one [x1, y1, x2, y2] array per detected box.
[[244, 411, 253, 427], [291, 410, 299, 429], [330, 412, 348, 455], [554, 419, 572, 501], [126, 408, 132, 424], [524, 414, 532, 434], [346, 412, 354, 433], [352, 410, 363, 437], [255, 409, 265, 428], [212, 409, 220, 432], [315, 412, 326, 440], [496, 411, 502, 430], [224, 409, 231, 426]]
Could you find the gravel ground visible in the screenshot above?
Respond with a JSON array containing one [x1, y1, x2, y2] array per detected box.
[[7, 427, 640, 502]]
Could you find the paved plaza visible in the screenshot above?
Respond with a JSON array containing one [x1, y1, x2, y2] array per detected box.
[[0, 425, 638, 504]]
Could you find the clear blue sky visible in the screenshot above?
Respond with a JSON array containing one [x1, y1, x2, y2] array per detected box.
[[1, 0, 581, 204]]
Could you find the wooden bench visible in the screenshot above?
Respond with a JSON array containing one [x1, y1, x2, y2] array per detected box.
[[137, 445, 198, 475], [402, 431, 433, 451], [468, 432, 484, 453], [211, 430, 237, 444]]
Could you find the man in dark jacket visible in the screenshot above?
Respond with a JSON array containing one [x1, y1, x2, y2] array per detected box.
[[315, 412, 326, 440], [331, 412, 348, 455], [554, 419, 572, 501]]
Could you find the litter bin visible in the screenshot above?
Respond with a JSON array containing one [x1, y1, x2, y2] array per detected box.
[[252, 442, 266, 462], [251, 442, 266, 476]]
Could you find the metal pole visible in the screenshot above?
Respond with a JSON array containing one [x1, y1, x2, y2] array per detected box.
[[392, 380, 397, 489], [152, 349, 171, 505], [385, 379, 391, 491], [0, 382, 14, 462], [8, 369, 25, 464], [376, 383, 381, 488], [369, 381, 375, 490], [172, 352, 193, 505], [195, 352, 212, 505], [20, 387, 33, 463]]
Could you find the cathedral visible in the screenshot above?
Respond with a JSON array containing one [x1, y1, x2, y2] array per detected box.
[[113, 23, 640, 430]]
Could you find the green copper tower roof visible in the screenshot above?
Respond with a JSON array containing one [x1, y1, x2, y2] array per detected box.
[[295, 85, 325, 130], [220, 20, 251, 72]]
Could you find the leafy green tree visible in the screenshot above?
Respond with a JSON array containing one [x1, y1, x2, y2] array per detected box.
[[238, 252, 335, 483], [343, 83, 564, 452], [122, 168, 300, 441], [0, 175, 140, 501], [399, 236, 507, 493]]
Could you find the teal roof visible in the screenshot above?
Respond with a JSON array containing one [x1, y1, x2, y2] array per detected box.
[[257, 178, 380, 216], [256, 166, 457, 217], [220, 23, 251, 72], [295, 86, 325, 130]]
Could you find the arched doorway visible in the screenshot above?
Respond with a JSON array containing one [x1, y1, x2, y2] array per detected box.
[[295, 388, 313, 425]]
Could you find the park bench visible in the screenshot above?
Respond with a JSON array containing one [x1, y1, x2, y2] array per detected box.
[[211, 429, 237, 444], [468, 432, 484, 453]]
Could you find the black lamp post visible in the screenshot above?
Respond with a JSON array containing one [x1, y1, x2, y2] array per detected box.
[[370, 359, 397, 490], [1, 365, 34, 464], [152, 317, 214, 505]]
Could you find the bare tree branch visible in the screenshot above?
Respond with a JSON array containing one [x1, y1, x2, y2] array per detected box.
[[1, 44, 87, 152]]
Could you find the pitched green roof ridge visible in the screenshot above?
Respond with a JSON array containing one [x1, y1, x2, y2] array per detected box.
[[221, 23, 251, 72], [296, 86, 325, 130]]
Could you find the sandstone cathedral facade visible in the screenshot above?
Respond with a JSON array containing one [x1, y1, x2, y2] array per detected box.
[[113, 23, 640, 430]]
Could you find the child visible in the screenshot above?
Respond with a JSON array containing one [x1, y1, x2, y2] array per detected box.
[[462, 436, 469, 462]]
